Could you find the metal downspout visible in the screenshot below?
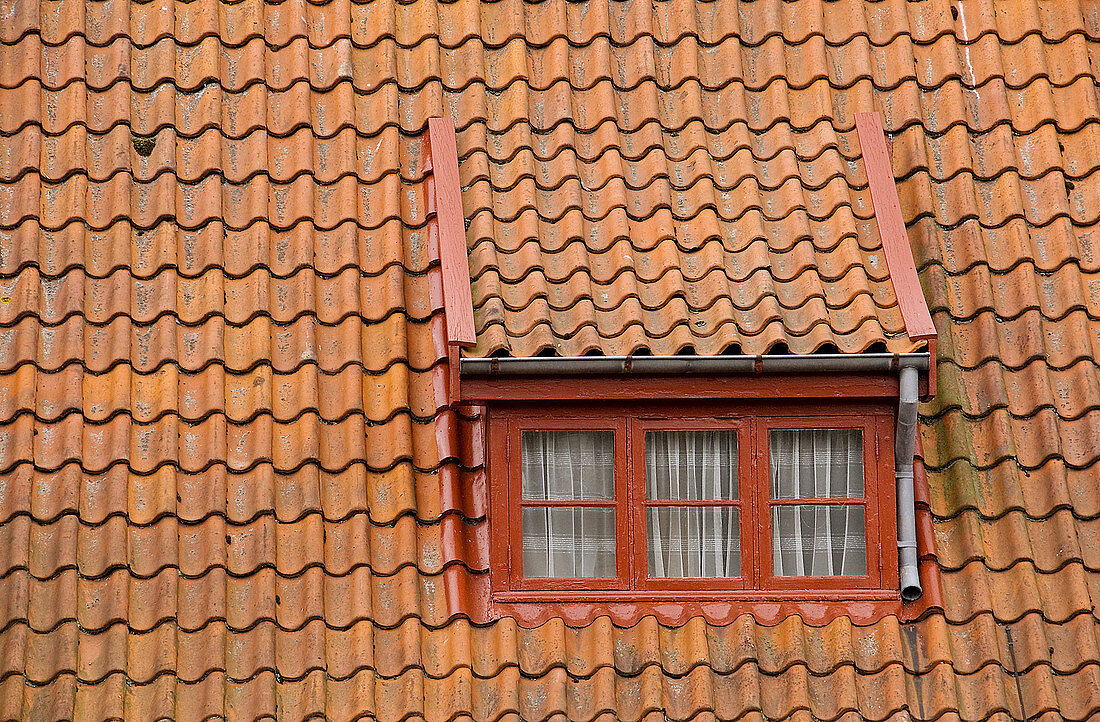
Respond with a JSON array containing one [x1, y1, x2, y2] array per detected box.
[[895, 365, 922, 601]]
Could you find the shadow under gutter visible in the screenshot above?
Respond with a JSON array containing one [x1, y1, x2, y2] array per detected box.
[[461, 352, 928, 601]]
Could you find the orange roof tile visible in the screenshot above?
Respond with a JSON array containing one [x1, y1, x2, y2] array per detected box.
[[2, 0, 1100, 719], [464, 113, 918, 357]]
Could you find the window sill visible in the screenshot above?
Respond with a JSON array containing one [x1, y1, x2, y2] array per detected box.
[[494, 588, 900, 603], [492, 591, 904, 627]]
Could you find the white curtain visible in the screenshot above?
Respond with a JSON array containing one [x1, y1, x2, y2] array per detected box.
[[521, 430, 615, 577], [645, 430, 740, 577], [770, 429, 866, 576]]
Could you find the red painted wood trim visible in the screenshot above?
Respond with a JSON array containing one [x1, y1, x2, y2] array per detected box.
[[462, 373, 898, 403], [855, 112, 937, 342], [922, 337, 937, 402], [427, 117, 476, 347]]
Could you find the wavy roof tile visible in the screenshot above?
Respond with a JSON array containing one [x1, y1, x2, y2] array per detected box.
[[2, 0, 1100, 719], [462, 108, 917, 356]]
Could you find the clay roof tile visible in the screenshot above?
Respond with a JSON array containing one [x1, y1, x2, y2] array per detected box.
[[2, 0, 1100, 719]]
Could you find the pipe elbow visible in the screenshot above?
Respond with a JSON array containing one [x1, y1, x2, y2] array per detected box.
[[900, 563, 922, 602]]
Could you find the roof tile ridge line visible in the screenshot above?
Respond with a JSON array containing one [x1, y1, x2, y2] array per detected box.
[[427, 117, 475, 349], [854, 112, 936, 344]]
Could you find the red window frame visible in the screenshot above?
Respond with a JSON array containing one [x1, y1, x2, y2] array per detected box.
[[506, 416, 629, 592], [488, 400, 898, 605], [761, 417, 882, 592], [631, 417, 752, 593]]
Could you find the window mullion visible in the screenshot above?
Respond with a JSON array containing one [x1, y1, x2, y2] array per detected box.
[[874, 413, 887, 586], [507, 418, 519, 586], [750, 417, 761, 589], [621, 416, 634, 591]]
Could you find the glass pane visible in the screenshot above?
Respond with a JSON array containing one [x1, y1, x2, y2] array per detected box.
[[647, 506, 740, 578], [770, 429, 863, 499], [521, 430, 614, 501], [771, 505, 866, 576], [522, 507, 615, 577], [645, 430, 738, 500]]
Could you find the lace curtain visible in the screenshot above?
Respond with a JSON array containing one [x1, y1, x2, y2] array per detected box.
[[520, 430, 615, 577], [645, 430, 740, 577], [518, 427, 866, 580], [770, 429, 866, 576]]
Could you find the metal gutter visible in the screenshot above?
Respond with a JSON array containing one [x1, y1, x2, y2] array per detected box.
[[461, 352, 930, 376]]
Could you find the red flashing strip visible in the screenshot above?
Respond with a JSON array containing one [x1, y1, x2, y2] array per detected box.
[[427, 117, 476, 347], [855, 112, 937, 342]]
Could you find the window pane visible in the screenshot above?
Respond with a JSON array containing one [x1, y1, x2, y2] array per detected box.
[[522, 507, 615, 577], [771, 505, 866, 576], [645, 430, 738, 500], [522, 430, 614, 501], [769, 429, 863, 499], [647, 507, 740, 578]]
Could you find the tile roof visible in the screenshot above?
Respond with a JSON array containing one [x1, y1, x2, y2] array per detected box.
[[1, 0, 1099, 719], [464, 107, 916, 357]]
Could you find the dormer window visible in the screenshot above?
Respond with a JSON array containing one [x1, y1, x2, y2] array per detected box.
[[463, 352, 929, 623]]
